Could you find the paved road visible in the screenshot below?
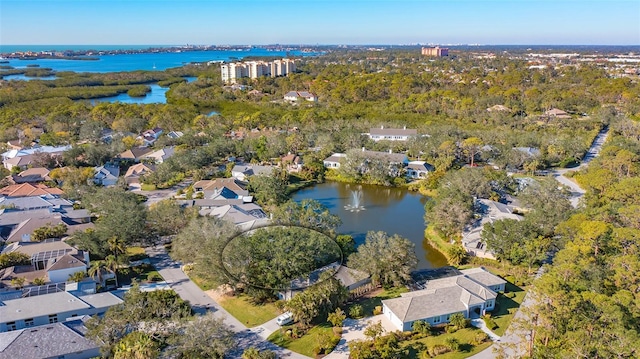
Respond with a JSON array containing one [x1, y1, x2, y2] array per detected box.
[[145, 245, 308, 359], [469, 127, 610, 359]]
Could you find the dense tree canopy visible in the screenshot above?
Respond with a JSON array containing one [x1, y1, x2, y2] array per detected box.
[[347, 231, 418, 287]]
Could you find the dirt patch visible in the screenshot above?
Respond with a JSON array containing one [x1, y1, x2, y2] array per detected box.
[[205, 284, 235, 302]]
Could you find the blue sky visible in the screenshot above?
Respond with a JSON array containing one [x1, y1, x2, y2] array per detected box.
[[1, 0, 638, 45]]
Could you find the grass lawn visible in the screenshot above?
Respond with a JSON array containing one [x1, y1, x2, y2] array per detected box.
[[268, 322, 336, 357], [347, 287, 408, 317], [491, 283, 527, 336], [118, 263, 163, 286], [218, 295, 280, 327], [189, 273, 216, 291], [424, 225, 454, 260], [402, 327, 493, 359], [126, 246, 148, 261], [140, 183, 157, 191]]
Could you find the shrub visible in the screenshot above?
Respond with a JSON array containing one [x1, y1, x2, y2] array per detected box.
[[147, 272, 163, 282], [429, 344, 450, 356], [274, 300, 286, 311], [472, 332, 489, 345], [444, 337, 460, 351], [373, 305, 383, 315], [483, 315, 498, 330], [349, 304, 364, 318], [445, 325, 458, 333], [412, 320, 430, 335], [449, 313, 467, 329]]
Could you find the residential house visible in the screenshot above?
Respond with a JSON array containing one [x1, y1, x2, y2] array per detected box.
[[284, 91, 318, 102], [406, 161, 434, 179], [93, 164, 120, 187], [193, 178, 248, 194], [205, 203, 269, 231], [544, 108, 571, 119], [368, 126, 417, 142], [0, 207, 92, 243], [323, 153, 347, 169], [0, 195, 71, 212], [0, 317, 100, 359], [278, 262, 371, 300], [142, 146, 175, 164], [231, 164, 274, 181], [1, 145, 70, 171], [5, 140, 24, 151], [124, 163, 156, 185], [281, 153, 303, 172], [0, 291, 123, 332], [513, 147, 541, 157], [166, 131, 184, 140], [0, 183, 63, 198], [9, 167, 51, 184], [137, 127, 163, 146], [0, 240, 91, 285], [461, 199, 524, 260], [118, 147, 153, 162], [382, 267, 506, 331]]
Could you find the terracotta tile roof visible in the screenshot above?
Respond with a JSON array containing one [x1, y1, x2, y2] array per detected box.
[[0, 183, 63, 197]]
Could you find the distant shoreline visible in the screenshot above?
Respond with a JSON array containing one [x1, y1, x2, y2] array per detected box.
[[0, 44, 316, 60]]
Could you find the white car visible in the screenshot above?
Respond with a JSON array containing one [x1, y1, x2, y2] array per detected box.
[[276, 312, 294, 326]]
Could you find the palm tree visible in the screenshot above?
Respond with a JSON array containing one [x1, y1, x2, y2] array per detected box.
[[88, 260, 107, 286], [68, 271, 87, 283], [32, 277, 47, 286], [104, 255, 119, 287], [108, 236, 127, 264]]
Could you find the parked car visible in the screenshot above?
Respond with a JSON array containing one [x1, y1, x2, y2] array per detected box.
[[276, 312, 294, 326]]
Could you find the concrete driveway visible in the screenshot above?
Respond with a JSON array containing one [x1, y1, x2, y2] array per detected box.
[[325, 314, 397, 359]]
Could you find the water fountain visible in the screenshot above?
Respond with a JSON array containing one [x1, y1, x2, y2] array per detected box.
[[344, 189, 365, 212]]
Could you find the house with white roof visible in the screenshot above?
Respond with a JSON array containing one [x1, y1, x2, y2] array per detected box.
[[284, 91, 318, 102], [382, 267, 506, 331], [0, 291, 123, 332], [367, 126, 417, 142], [323, 153, 346, 169], [406, 161, 434, 179]]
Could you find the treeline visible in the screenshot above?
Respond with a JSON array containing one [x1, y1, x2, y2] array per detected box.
[[512, 117, 640, 358]]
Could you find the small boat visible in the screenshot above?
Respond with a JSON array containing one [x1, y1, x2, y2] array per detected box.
[[152, 63, 156, 69]]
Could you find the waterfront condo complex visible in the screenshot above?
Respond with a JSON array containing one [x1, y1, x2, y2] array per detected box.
[[221, 58, 296, 83]]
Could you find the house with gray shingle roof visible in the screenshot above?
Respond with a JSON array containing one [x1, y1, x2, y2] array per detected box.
[[382, 267, 505, 331], [0, 317, 100, 359]]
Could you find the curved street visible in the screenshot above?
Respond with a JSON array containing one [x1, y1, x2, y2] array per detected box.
[[469, 127, 609, 359], [145, 245, 308, 359]]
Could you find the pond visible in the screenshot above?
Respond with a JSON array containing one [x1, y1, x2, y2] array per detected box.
[[89, 84, 169, 104], [292, 181, 448, 269]]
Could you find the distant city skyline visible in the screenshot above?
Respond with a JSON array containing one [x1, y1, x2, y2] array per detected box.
[[1, 0, 638, 46]]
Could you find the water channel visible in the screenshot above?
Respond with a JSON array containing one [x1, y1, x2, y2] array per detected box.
[[292, 181, 448, 269]]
